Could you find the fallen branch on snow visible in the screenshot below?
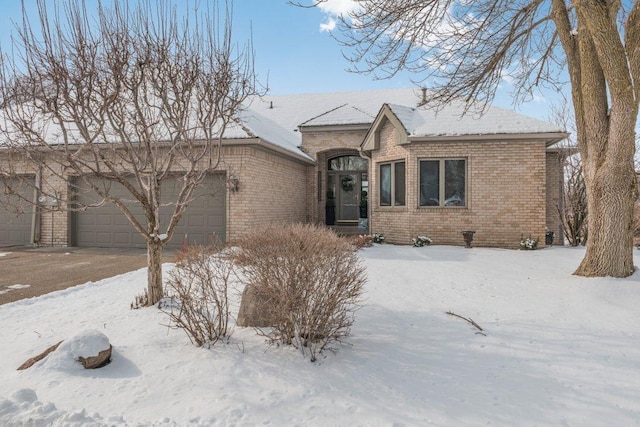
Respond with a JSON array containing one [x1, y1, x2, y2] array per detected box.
[[446, 311, 487, 336]]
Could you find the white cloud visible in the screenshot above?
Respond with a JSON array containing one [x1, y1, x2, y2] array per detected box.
[[320, 17, 337, 32], [316, 0, 358, 16], [316, 0, 358, 31]]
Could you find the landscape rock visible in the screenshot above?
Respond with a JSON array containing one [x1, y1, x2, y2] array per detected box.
[[67, 330, 112, 369], [78, 344, 112, 369], [18, 330, 113, 370], [17, 341, 63, 370], [237, 285, 273, 327]]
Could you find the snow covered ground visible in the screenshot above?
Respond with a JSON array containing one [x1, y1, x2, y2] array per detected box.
[[1, 245, 640, 426]]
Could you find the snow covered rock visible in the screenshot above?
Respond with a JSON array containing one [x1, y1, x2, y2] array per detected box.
[[24, 330, 113, 371], [72, 330, 113, 369]]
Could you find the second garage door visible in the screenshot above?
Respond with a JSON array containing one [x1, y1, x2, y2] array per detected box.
[[0, 176, 35, 247], [72, 174, 226, 249]]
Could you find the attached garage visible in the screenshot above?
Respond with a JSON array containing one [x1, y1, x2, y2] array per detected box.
[[71, 174, 226, 249], [0, 176, 36, 247]]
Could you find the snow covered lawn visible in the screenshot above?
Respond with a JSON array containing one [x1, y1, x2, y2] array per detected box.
[[1, 245, 640, 426]]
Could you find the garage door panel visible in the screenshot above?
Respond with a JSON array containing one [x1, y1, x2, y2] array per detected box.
[[187, 215, 205, 227], [73, 175, 226, 249], [0, 176, 35, 247], [114, 215, 132, 226], [96, 214, 113, 226], [113, 232, 132, 245]]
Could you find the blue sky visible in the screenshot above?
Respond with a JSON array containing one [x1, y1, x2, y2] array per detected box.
[[0, 0, 558, 121]]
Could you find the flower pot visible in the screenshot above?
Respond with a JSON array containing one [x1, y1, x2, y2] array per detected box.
[[462, 231, 475, 248], [325, 204, 336, 225], [545, 231, 554, 246]]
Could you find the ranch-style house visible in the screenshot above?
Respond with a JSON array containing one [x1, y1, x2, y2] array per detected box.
[[0, 87, 568, 249]]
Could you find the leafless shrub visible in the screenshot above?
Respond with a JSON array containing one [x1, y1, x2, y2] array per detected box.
[[234, 224, 366, 362], [130, 289, 150, 310], [549, 102, 587, 247], [351, 234, 374, 249], [559, 156, 588, 246], [633, 202, 640, 247], [161, 245, 233, 348]]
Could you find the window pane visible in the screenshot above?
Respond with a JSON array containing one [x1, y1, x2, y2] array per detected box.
[[329, 156, 368, 171], [444, 160, 466, 206], [379, 164, 391, 206], [394, 162, 406, 206], [419, 161, 440, 206]]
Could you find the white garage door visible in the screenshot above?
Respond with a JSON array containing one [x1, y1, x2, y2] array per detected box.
[[72, 174, 226, 249], [0, 176, 35, 247]]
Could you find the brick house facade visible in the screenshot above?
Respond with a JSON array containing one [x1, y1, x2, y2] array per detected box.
[[0, 88, 567, 249]]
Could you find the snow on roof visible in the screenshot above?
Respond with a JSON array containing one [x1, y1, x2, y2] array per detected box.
[[229, 109, 312, 161], [0, 88, 565, 156], [299, 104, 375, 127], [386, 104, 419, 135], [407, 100, 565, 137], [241, 88, 565, 149]]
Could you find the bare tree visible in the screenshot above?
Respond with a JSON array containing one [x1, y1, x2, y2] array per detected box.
[[0, 0, 257, 304], [298, 0, 639, 277]]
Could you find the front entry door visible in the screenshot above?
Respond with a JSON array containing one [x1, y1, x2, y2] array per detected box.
[[337, 173, 359, 222]]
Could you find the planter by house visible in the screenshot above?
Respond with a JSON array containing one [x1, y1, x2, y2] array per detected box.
[[462, 231, 475, 248], [545, 231, 554, 246], [359, 191, 368, 219], [326, 191, 336, 226]]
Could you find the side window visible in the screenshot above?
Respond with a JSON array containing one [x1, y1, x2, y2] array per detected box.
[[379, 163, 391, 206], [419, 159, 466, 207], [379, 161, 405, 207]]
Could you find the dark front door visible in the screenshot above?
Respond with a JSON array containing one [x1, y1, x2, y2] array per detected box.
[[337, 173, 359, 222]]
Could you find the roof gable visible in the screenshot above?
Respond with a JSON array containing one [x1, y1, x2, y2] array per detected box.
[[361, 104, 410, 151]]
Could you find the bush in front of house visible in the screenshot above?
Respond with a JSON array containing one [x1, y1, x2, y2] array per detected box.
[[161, 245, 234, 348], [520, 235, 539, 250], [351, 234, 374, 249], [412, 236, 433, 247], [233, 223, 366, 362]]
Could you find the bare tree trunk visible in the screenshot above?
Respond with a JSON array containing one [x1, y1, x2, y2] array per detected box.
[[575, 129, 637, 277], [147, 239, 164, 305]]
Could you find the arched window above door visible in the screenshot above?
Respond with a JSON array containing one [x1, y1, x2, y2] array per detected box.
[[328, 155, 368, 171]]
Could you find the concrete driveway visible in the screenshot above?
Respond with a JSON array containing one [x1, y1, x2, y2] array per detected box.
[[0, 247, 153, 305]]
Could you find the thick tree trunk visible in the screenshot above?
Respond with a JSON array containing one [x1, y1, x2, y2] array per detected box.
[[575, 122, 637, 278], [146, 239, 164, 305]]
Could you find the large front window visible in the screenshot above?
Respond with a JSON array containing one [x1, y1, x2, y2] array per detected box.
[[419, 159, 466, 207], [379, 161, 405, 206]]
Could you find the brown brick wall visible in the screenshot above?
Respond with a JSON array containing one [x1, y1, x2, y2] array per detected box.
[[2, 143, 310, 247], [369, 120, 549, 248], [223, 145, 309, 243], [545, 151, 563, 245]]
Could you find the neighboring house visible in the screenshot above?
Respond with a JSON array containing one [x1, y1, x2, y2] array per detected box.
[[0, 88, 567, 249]]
